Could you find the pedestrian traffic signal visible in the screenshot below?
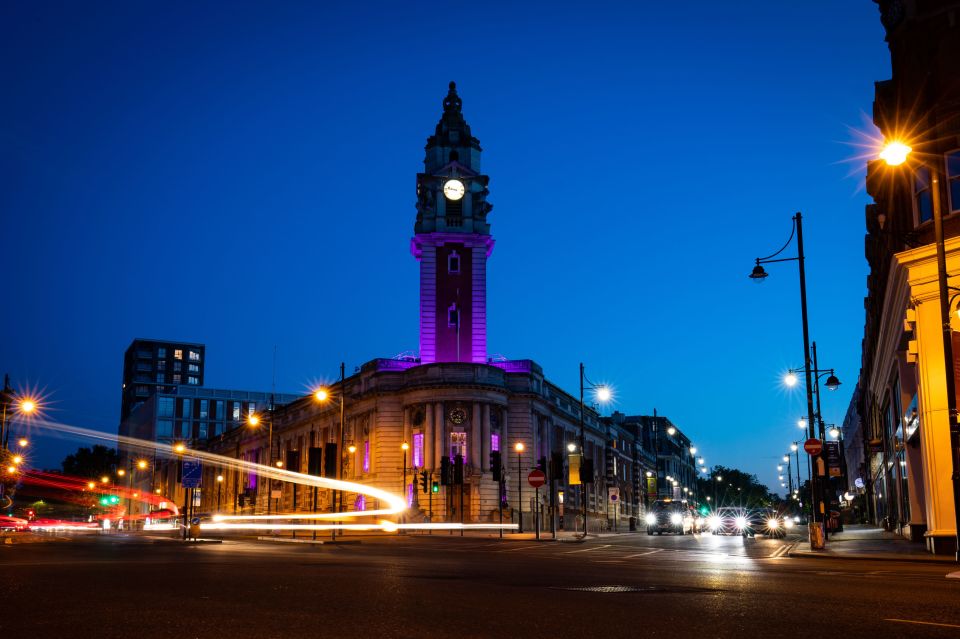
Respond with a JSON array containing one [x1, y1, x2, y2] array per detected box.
[[431, 481, 439, 493], [440, 456, 452, 486], [490, 450, 502, 480], [420, 471, 429, 494]]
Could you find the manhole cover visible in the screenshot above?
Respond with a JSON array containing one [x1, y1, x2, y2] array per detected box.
[[553, 585, 718, 594]]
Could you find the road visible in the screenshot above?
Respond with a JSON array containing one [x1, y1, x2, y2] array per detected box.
[[1, 531, 959, 638]]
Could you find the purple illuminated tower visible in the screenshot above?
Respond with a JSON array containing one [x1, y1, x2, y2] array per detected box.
[[411, 82, 494, 364]]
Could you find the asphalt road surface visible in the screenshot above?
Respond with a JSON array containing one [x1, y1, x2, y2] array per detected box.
[[2, 531, 959, 638]]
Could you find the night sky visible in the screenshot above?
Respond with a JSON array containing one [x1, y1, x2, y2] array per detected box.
[[1, 1, 889, 493]]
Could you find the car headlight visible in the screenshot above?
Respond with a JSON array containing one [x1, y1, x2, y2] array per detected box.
[[766, 518, 779, 530], [734, 516, 748, 529], [784, 518, 794, 529], [645, 514, 657, 525], [707, 516, 721, 529], [670, 514, 683, 525]]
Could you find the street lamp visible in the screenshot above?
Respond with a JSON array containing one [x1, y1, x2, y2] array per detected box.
[[312, 362, 347, 538], [515, 442, 525, 533], [216, 474, 224, 512], [578, 363, 612, 538], [401, 441, 409, 526], [17, 438, 27, 448], [247, 412, 276, 515], [751, 212, 824, 548]]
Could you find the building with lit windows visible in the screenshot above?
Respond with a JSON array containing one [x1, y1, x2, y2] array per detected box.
[[167, 83, 704, 531], [120, 338, 206, 422], [852, 1, 960, 554]]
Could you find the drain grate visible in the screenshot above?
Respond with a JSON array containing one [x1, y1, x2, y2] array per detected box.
[[553, 585, 718, 594]]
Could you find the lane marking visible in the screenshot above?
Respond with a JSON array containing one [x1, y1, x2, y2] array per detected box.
[[496, 544, 553, 553], [624, 549, 664, 559], [885, 619, 960, 629], [564, 544, 611, 554], [947, 571, 960, 579]]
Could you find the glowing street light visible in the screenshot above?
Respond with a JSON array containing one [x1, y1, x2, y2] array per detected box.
[[137, 459, 149, 470], [689, 446, 697, 455], [17, 438, 28, 448], [879, 140, 911, 166], [667, 426, 677, 436], [595, 386, 612, 403], [798, 417, 807, 430], [87, 481, 96, 489], [173, 443, 186, 454], [117, 469, 126, 476], [314, 388, 329, 402], [791, 443, 798, 452], [784, 372, 799, 387], [100, 475, 109, 484], [348, 444, 357, 454], [783, 455, 789, 463], [247, 415, 260, 427], [829, 426, 841, 439], [19, 399, 36, 414], [566, 443, 577, 452]]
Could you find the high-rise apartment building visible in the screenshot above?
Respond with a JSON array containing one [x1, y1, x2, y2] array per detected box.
[[120, 339, 205, 422]]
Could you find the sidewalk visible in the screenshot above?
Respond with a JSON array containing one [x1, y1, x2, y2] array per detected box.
[[788, 524, 955, 563]]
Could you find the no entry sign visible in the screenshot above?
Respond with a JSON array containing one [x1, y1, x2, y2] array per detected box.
[[527, 469, 546, 488], [804, 438, 823, 456]]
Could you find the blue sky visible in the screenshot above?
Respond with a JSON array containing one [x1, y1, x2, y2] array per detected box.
[[1, 1, 889, 492]]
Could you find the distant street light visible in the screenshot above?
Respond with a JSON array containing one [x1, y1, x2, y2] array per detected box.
[[578, 363, 613, 538], [515, 442, 525, 533]]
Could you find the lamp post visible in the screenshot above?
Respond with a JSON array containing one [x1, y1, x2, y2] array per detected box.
[[791, 442, 802, 503], [216, 474, 224, 512], [881, 141, 960, 561], [577, 363, 612, 538], [401, 441, 409, 530], [751, 212, 825, 549], [783, 455, 793, 500], [246, 413, 274, 515], [515, 442, 524, 533]]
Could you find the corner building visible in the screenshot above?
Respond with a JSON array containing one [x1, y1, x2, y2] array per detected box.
[[199, 84, 691, 530], [852, 1, 960, 554]]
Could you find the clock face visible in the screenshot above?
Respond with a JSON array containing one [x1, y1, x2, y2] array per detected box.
[[443, 179, 465, 201], [449, 408, 467, 424]]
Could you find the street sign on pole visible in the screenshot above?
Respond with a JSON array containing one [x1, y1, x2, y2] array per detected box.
[[608, 486, 619, 502], [803, 438, 823, 456], [527, 469, 546, 488], [182, 460, 202, 488]]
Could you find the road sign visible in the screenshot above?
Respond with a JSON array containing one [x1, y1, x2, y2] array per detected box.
[[527, 469, 546, 488], [803, 438, 823, 456], [609, 486, 619, 502], [182, 460, 203, 488], [190, 517, 201, 525]]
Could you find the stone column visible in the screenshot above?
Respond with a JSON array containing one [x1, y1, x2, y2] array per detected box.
[[434, 402, 445, 469], [471, 403, 482, 468], [424, 403, 434, 471], [481, 403, 491, 472]]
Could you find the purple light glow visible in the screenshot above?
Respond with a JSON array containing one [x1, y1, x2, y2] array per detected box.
[[413, 433, 424, 467], [491, 432, 500, 452], [363, 441, 370, 473]]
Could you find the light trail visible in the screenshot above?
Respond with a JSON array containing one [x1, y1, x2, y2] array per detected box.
[[30, 418, 406, 520]]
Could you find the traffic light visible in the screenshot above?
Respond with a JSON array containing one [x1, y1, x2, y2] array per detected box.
[[431, 481, 439, 493], [453, 454, 464, 485], [420, 470, 429, 494], [490, 450, 502, 480], [538, 456, 547, 474], [581, 459, 595, 483], [324, 443, 338, 477], [550, 452, 563, 480], [99, 495, 120, 506], [440, 456, 451, 486]]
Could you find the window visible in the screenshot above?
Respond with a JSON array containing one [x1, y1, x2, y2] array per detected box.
[[448, 251, 461, 274], [915, 167, 933, 224], [174, 361, 182, 372], [215, 400, 225, 420], [156, 373, 165, 384], [157, 360, 166, 371], [172, 374, 181, 384], [450, 432, 467, 460], [187, 376, 199, 385], [174, 349, 183, 360], [491, 432, 500, 452], [448, 303, 459, 328], [156, 420, 173, 438], [232, 403, 241, 421], [413, 432, 424, 468], [158, 397, 175, 418], [198, 422, 208, 439], [948, 150, 960, 213], [179, 421, 191, 438], [188, 364, 199, 373], [363, 440, 370, 473], [157, 347, 167, 358], [135, 385, 149, 396], [189, 350, 200, 361], [180, 398, 191, 418], [199, 400, 209, 419]]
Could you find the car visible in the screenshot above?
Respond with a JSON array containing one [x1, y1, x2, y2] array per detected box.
[[645, 499, 696, 535], [753, 509, 796, 538], [0, 515, 29, 532], [706, 507, 797, 537]]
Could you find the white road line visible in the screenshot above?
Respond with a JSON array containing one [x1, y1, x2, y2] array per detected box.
[[624, 549, 664, 559], [947, 571, 960, 579], [496, 544, 552, 553], [564, 544, 611, 554], [885, 618, 960, 629]]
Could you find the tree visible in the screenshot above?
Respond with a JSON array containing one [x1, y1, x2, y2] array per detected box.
[[697, 465, 775, 509], [61, 445, 119, 479]]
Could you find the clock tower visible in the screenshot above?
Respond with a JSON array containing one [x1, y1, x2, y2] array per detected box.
[[411, 82, 495, 364]]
